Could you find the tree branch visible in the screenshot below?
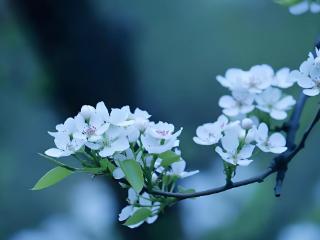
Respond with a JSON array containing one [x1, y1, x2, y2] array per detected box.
[[150, 168, 274, 200], [148, 93, 320, 201], [272, 93, 308, 196]]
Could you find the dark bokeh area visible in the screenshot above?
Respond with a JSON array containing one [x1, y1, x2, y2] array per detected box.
[[1, 0, 320, 239]]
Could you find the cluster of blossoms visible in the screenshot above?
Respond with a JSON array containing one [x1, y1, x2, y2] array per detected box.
[[291, 48, 320, 96], [36, 48, 320, 228], [193, 64, 296, 178], [43, 102, 198, 228], [288, 0, 320, 15]]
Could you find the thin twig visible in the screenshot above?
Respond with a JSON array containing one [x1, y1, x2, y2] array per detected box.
[[150, 168, 274, 200]]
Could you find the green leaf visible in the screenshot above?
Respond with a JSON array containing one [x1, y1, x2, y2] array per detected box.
[[162, 175, 173, 187], [159, 151, 180, 167], [82, 167, 104, 174], [100, 159, 116, 172], [119, 159, 144, 193], [275, 0, 301, 6], [38, 153, 77, 171], [31, 166, 73, 190], [124, 208, 152, 226]]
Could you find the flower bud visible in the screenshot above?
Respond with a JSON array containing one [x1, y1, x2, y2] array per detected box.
[[80, 105, 95, 119], [241, 118, 253, 130]]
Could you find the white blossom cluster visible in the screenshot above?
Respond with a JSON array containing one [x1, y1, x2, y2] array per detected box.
[[194, 65, 295, 167], [44, 102, 198, 228], [40, 52, 320, 228], [291, 48, 320, 96], [289, 0, 320, 15]]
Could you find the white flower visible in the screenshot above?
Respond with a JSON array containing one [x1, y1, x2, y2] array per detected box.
[[74, 103, 110, 143], [118, 189, 160, 228], [289, 0, 320, 15], [130, 108, 151, 131], [124, 108, 151, 143], [48, 117, 77, 137], [242, 65, 274, 93], [224, 120, 256, 144], [255, 123, 287, 154], [272, 68, 295, 88], [291, 48, 320, 96], [193, 115, 228, 145], [255, 87, 296, 120], [168, 160, 199, 178], [109, 106, 135, 127], [217, 65, 273, 93], [45, 132, 85, 158], [219, 89, 255, 117], [46, 118, 85, 158], [215, 129, 255, 166], [216, 68, 248, 90], [141, 122, 182, 154], [89, 126, 130, 157]]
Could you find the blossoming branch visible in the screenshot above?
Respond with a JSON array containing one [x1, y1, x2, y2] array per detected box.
[[32, 47, 320, 228]]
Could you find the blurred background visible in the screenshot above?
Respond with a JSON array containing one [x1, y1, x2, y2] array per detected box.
[[1, 0, 320, 239]]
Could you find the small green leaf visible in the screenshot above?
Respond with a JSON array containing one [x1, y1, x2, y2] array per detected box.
[[31, 166, 73, 190], [124, 208, 152, 226], [159, 151, 180, 167], [275, 0, 301, 6], [100, 159, 116, 172], [162, 175, 172, 187], [119, 159, 144, 193]]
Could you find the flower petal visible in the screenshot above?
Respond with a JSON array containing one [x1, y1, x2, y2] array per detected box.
[[303, 88, 320, 96], [238, 144, 255, 159], [289, 1, 309, 15]]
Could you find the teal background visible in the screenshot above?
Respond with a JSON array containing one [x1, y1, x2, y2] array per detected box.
[[1, 0, 320, 239]]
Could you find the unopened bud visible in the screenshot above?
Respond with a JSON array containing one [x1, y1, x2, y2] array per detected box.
[[241, 118, 253, 130], [80, 105, 94, 119]]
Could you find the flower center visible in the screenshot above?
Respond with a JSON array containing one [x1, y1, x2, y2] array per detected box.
[[83, 126, 96, 136], [156, 130, 170, 137]]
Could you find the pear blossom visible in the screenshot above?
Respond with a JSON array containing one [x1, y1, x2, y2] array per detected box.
[[125, 108, 152, 143], [216, 68, 248, 90], [119, 189, 160, 228], [255, 87, 296, 120], [291, 48, 320, 96], [224, 120, 256, 144], [86, 126, 130, 157], [193, 115, 228, 145], [153, 157, 199, 179], [45, 132, 85, 158], [219, 89, 255, 117], [109, 106, 135, 127], [272, 68, 296, 88], [46, 118, 85, 158], [74, 103, 110, 143], [141, 122, 182, 154], [255, 123, 287, 153], [289, 0, 320, 15], [242, 65, 273, 93], [215, 129, 255, 166], [48, 117, 77, 138], [168, 160, 199, 178], [129, 108, 151, 131]]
